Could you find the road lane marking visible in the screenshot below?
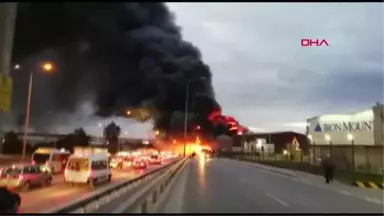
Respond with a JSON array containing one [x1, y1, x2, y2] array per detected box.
[[338, 190, 351, 196], [265, 193, 289, 207], [364, 197, 382, 205]]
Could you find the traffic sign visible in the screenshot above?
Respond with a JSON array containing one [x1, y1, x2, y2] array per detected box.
[[0, 74, 13, 112]]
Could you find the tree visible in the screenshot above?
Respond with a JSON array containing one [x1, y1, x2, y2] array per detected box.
[[1, 131, 33, 154], [72, 127, 90, 147], [103, 122, 121, 154], [55, 128, 90, 153]]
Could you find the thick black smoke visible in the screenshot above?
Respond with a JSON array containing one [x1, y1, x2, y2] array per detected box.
[[12, 3, 221, 131]]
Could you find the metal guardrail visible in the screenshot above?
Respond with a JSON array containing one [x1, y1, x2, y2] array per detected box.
[[45, 157, 184, 213], [112, 156, 189, 213]]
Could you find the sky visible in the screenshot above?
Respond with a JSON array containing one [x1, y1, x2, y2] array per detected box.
[[6, 3, 382, 138], [165, 2, 384, 134]]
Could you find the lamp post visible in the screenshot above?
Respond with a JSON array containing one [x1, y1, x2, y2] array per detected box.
[[18, 62, 55, 162], [307, 134, 316, 164], [324, 134, 332, 158], [347, 133, 355, 177], [183, 77, 206, 157], [256, 139, 262, 161], [237, 131, 244, 155]]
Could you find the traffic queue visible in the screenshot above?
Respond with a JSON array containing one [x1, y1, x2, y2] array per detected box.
[[110, 150, 175, 170], [0, 147, 177, 213]]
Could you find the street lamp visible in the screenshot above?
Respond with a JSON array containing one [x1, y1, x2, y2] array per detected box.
[[183, 77, 206, 157], [307, 134, 316, 164], [324, 134, 332, 157], [18, 62, 55, 162], [307, 134, 312, 142], [42, 62, 53, 72], [347, 133, 355, 175]]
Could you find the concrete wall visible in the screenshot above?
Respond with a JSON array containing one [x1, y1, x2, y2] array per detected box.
[[310, 145, 383, 174]]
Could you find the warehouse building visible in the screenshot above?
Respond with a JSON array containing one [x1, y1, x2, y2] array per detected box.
[[306, 102, 383, 173], [233, 131, 309, 154]]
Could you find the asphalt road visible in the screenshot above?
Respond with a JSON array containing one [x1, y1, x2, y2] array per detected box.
[[19, 164, 165, 213], [179, 157, 383, 213]]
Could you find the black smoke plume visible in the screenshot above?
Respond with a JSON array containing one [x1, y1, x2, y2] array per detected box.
[[12, 3, 221, 132]]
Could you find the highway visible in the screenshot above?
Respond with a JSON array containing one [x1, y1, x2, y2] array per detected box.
[[164, 157, 384, 214], [18, 163, 167, 213]]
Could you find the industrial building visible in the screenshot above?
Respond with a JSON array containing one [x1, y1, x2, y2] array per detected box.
[[306, 102, 383, 146], [306, 102, 383, 173], [233, 131, 309, 154]]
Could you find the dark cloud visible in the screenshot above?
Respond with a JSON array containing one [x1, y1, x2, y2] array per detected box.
[[312, 71, 383, 106], [11, 3, 221, 132]]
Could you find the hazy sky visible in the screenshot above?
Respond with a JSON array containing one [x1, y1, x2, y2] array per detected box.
[[165, 2, 384, 133], [24, 3, 382, 138]]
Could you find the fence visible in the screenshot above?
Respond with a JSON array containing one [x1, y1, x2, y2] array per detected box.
[[240, 144, 383, 175], [312, 145, 383, 175]]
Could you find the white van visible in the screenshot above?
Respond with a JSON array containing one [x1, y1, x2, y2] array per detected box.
[[32, 148, 71, 174], [64, 153, 112, 187]]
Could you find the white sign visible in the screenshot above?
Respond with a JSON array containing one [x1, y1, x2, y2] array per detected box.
[[313, 121, 373, 133]]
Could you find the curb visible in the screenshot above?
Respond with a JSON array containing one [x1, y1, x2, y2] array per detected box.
[[237, 158, 297, 178], [353, 181, 383, 190]]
